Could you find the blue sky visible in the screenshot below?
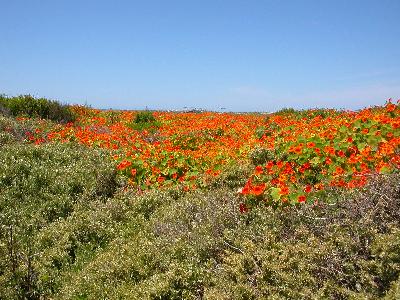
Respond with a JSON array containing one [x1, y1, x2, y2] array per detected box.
[[1, 0, 399, 112]]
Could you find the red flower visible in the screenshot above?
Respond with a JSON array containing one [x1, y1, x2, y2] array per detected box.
[[239, 203, 248, 213], [307, 142, 316, 148], [325, 157, 333, 165], [348, 154, 359, 164], [251, 183, 266, 196], [266, 161, 274, 169], [117, 160, 132, 170], [279, 185, 289, 195], [130, 168, 137, 177], [255, 165, 263, 175], [294, 145, 303, 154], [298, 195, 306, 203], [240, 180, 252, 195], [337, 150, 345, 157]]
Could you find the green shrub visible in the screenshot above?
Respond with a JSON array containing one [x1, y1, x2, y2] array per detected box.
[[30, 173, 399, 299], [209, 162, 253, 189], [0, 142, 118, 299], [0, 101, 10, 116], [135, 111, 156, 123], [274, 107, 298, 115], [255, 126, 267, 139], [272, 107, 340, 120], [126, 110, 161, 132], [248, 147, 276, 165], [0, 94, 75, 123]]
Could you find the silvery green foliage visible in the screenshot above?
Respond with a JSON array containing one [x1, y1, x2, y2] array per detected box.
[[0, 142, 117, 299]]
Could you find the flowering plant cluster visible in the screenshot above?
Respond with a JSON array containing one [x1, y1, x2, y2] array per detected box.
[[24, 100, 400, 209], [239, 100, 400, 209], [46, 109, 265, 191]]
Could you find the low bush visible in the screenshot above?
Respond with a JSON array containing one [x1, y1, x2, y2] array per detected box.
[[0, 94, 75, 123], [248, 147, 276, 165], [135, 111, 156, 123], [0, 115, 55, 145], [126, 111, 161, 132], [0, 142, 118, 299], [2, 172, 396, 299]]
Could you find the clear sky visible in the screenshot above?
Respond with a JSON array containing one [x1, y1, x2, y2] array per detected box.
[[1, 0, 399, 112]]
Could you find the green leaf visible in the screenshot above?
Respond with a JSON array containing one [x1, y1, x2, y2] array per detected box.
[[356, 142, 367, 150], [270, 187, 281, 200], [339, 125, 348, 133], [366, 137, 379, 147], [310, 156, 320, 166], [169, 168, 178, 175]]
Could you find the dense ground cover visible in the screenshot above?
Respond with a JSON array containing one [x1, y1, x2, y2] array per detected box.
[[0, 96, 399, 299], [42, 100, 400, 207]]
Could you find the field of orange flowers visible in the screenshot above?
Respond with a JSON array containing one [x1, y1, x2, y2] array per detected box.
[[30, 100, 400, 209]]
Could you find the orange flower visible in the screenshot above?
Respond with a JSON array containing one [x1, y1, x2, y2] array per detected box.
[[117, 160, 132, 170], [251, 183, 266, 196], [324, 146, 335, 155], [386, 102, 396, 112], [348, 154, 359, 164], [334, 166, 345, 176], [279, 185, 289, 196]]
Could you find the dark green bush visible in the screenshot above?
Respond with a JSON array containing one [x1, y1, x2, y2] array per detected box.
[[135, 110, 156, 123], [0, 94, 75, 123], [274, 107, 298, 115], [127, 110, 161, 132], [0, 101, 10, 116]]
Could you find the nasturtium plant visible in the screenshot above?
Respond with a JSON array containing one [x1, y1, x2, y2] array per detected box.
[[20, 99, 400, 209]]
